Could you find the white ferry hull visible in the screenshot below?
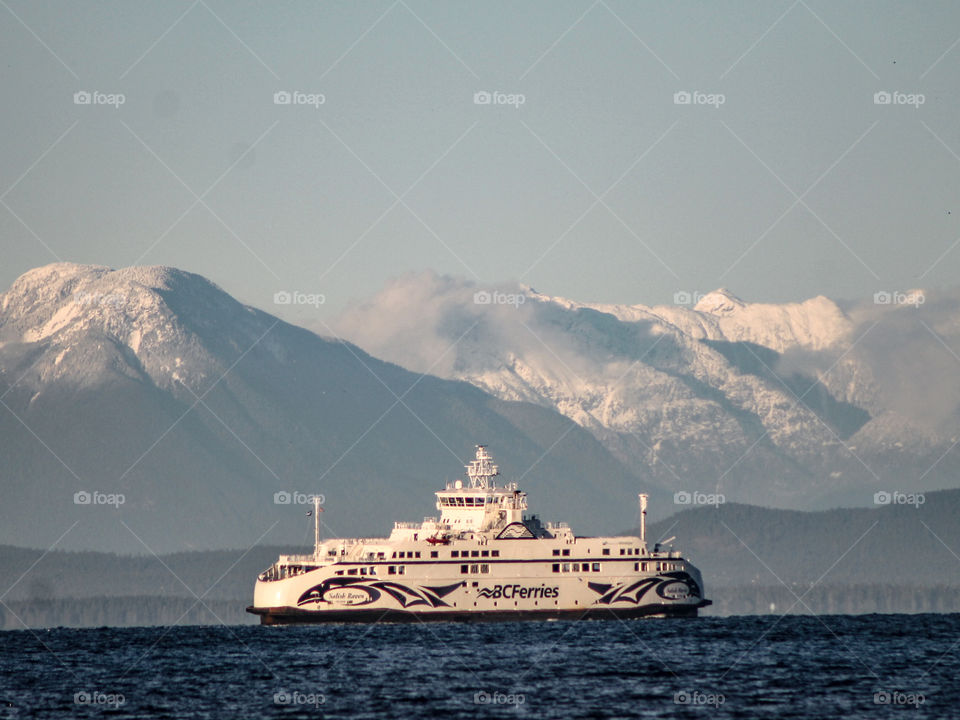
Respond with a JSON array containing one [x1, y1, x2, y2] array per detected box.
[[248, 564, 710, 624]]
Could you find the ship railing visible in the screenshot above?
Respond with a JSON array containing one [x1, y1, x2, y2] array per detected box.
[[393, 521, 421, 529]]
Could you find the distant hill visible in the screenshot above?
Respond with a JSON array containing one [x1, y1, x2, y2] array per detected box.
[[4, 491, 960, 627], [645, 487, 960, 587]]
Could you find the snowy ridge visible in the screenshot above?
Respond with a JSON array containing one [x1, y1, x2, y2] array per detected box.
[[336, 272, 960, 508]]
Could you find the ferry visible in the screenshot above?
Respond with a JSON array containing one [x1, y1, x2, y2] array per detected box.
[[247, 446, 710, 623]]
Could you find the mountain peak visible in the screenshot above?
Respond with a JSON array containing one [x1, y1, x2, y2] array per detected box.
[[693, 288, 745, 315]]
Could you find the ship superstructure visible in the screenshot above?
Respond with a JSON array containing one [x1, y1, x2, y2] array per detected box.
[[248, 446, 710, 623]]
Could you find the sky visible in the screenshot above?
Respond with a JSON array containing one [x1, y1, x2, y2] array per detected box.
[[2, 0, 959, 329]]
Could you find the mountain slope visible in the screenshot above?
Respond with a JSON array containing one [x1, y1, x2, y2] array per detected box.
[[0, 263, 649, 553], [336, 274, 960, 509]]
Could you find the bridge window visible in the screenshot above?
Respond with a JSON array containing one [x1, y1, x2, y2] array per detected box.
[[562, 563, 570, 572], [491, 550, 500, 557], [451, 551, 459, 557], [593, 563, 600, 572], [430, 551, 438, 558], [481, 550, 489, 557], [602, 549, 610, 556], [480, 564, 489, 574], [460, 564, 468, 574], [471, 550, 479, 557], [552, 549, 560, 556], [415, 552, 421, 558], [562, 549, 570, 557], [348, 569, 357, 575], [552, 564, 560, 573]]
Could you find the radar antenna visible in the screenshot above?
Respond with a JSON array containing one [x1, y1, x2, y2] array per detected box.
[[466, 445, 499, 489]]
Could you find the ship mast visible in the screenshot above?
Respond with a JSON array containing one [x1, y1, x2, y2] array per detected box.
[[313, 495, 322, 560], [638, 493, 648, 544], [466, 445, 499, 489]]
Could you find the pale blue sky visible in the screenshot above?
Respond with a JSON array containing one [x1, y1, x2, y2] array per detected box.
[[2, 0, 959, 327]]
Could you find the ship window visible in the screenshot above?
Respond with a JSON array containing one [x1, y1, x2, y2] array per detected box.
[[430, 551, 438, 558], [456, 497, 465, 506], [471, 564, 479, 574], [562, 563, 570, 572], [399, 566, 405, 574], [388, 566, 396, 574], [377, 552, 385, 559], [471, 551, 479, 557], [481, 550, 489, 557], [602, 549, 610, 556], [391, 552, 396, 559], [634, 563, 639, 571], [460, 564, 468, 574], [552, 549, 560, 556], [593, 563, 600, 572], [491, 550, 500, 557], [562, 549, 570, 557], [480, 564, 489, 574], [472, 581, 478, 587], [552, 564, 560, 573], [398, 552, 405, 558], [335, 571, 343, 576], [642, 562, 648, 572], [620, 549, 625, 556], [655, 562, 661, 572], [348, 569, 357, 575], [415, 552, 421, 558], [451, 551, 459, 557]]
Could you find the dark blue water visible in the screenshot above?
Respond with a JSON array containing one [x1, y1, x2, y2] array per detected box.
[[1, 614, 954, 719]]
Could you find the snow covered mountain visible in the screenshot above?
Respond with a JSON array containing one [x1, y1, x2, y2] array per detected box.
[[0, 264, 649, 553], [336, 273, 960, 509]]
